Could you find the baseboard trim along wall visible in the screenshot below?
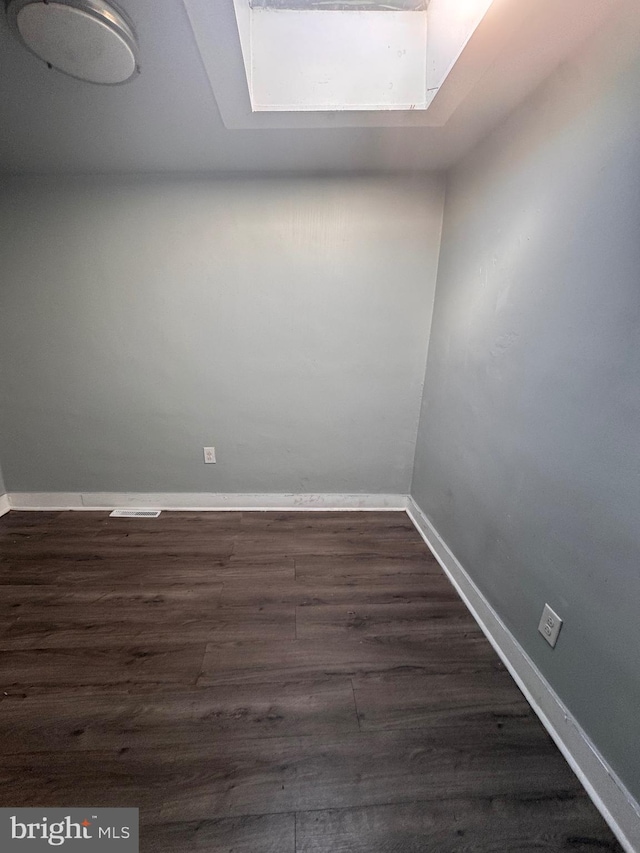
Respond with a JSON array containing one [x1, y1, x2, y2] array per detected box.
[[7, 492, 409, 511], [0, 494, 10, 517], [406, 497, 640, 853]]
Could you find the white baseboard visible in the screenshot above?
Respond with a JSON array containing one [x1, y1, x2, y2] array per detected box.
[[407, 497, 640, 853], [0, 493, 10, 517], [8, 492, 408, 512]]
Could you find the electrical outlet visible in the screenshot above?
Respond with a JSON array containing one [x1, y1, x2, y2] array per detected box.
[[538, 603, 562, 648], [203, 447, 216, 464]]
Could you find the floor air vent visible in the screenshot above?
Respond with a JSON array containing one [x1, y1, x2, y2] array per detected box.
[[109, 510, 162, 518]]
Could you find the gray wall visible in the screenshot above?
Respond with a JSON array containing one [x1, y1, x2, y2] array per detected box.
[[412, 2, 640, 799], [0, 174, 443, 494]]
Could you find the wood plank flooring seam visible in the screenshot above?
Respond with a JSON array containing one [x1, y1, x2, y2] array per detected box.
[[159, 787, 595, 824], [194, 644, 209, 686], [291, 789, 593, 818], [349, 678, 361, 732]]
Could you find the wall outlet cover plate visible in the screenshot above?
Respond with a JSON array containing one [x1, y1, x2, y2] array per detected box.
[[538, 603, 563, 648]]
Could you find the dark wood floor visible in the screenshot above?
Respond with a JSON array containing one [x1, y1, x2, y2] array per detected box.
[[0, 510, 621, 852]]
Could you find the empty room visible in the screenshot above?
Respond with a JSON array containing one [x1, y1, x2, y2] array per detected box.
[[0, 0, 639, 850]]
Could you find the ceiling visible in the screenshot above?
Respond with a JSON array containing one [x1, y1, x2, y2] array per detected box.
[[0, 0, 626, 174]]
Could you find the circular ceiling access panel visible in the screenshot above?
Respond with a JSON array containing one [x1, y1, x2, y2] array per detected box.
[[7, 0, 139, 84]]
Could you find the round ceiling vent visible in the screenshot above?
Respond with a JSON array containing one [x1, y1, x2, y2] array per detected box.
[[7, 0, 139, 84]]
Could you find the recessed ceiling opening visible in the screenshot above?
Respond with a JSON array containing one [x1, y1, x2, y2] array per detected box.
[[232, 0, 493, 112]]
